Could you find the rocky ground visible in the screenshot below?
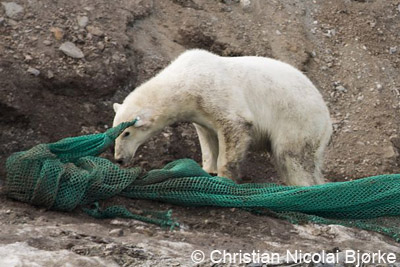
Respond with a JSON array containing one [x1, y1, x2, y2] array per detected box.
[[1, 0, 400, 266]]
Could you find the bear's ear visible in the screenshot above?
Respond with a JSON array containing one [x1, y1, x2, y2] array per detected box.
[[113, 103, 122, 113]]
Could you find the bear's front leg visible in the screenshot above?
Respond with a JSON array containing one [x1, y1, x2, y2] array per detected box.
[[216, 125, 252, 183], [194, 123, 219, 174]]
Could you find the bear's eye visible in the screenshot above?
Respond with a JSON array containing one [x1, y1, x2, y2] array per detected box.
[[123, 131, 130, 137]]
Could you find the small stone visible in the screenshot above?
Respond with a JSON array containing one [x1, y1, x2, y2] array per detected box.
[[84, 6, 94, 11], [112, 54, 120, 62], [77, 15, 88, 28], [383, 145, 397, 159], [7, 18, 17, 26], [50, 27, 64, 40], [109, 228, 124, 237], [336, 85, 347, 93], [110, 219, 130, 226], [323, 29, 336, 38], [311, 51, 317, 57], [1, 2, 24, 20], [240, 0, 251, 9], [47, 70, 54, 79], [24, 54, 32, 61], [376, 83, 383, 90], [105, 243, 118, 251], [389, 46, 397, 54], [356, 141, 365, 146], [59, 41, 84, 58], [87, 25, 103, 36], [43, 40, 52, 46], [275, 30, 282, 35], [220, 6, 232, 12], [27, 67, 40, 76], [97, 41, 105, 51], [0, 17, 4, 25]]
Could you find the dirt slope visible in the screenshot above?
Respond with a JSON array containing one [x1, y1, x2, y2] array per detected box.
[[1, 0, 400, 265]]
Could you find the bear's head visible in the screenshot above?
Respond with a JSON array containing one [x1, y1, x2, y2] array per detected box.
[[112, 102, 160, 165]]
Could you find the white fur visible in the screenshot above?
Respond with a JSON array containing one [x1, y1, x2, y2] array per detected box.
[[113, 49, 332, 186]]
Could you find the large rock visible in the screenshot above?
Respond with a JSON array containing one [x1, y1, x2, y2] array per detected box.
[[1, 2, 24, 20]]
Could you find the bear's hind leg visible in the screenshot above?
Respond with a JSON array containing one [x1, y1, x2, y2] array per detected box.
[[194, 123, 219, 174]]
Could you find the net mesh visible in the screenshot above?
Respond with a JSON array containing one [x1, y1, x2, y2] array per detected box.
[[4, 120, 400, 241]]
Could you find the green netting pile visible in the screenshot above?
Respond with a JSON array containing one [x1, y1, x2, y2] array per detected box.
[[4, 120, 400, 242]]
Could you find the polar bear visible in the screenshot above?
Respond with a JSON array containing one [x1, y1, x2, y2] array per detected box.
[[112, 49, 332, 186]]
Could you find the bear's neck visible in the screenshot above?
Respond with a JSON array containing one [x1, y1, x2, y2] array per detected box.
[[131, 94, 193, 128], [130, 80, 198, 127], [155, 96, 194, 126]]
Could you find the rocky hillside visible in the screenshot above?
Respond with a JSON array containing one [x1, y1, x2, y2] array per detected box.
[[0, 0, 400, 265], [1, 0, 399, 181]]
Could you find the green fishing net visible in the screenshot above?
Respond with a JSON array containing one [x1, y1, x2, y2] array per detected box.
[[4, 120, 400, 241]]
